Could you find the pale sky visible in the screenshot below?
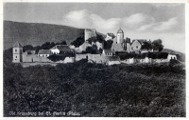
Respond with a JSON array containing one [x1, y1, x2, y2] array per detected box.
[[4, 3, 185, 53]]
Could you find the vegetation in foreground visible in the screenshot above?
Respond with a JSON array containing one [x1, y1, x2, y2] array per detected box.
[[4, 49, 185, 117]]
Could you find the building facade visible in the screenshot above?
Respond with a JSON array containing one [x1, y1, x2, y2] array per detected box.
[[12, 41, 23, 63]]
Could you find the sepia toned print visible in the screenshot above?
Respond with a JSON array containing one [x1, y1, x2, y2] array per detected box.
[[3, 3, 185, 117]]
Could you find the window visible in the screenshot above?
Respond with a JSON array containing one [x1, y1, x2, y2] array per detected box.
[[136, 46, 138, 48], [15, 49, 17, 52], [15, 56, 17, 58]]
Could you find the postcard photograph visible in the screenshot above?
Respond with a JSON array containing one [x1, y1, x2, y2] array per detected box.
[[3, 2, 185, 117]]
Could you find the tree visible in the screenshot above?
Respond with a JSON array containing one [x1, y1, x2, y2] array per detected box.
[[141, 41, 152, 50], [88, 34, 105, 44], [70, 36, 85, 47], [86, 45, 98, 54], [96, 34, 105, 43], [125, 37, 131, 43], [152, 39, 164, 52], [56, 41, 67, 45], [41, 42, 55, 49], [88, 37, 98, 44], [104, 40, 113, 49], [23, 45, 34, 51]]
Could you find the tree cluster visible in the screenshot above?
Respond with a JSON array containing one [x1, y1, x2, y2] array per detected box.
[[104, 40, 113, 49], [23, 41, 67, 53], [70, 36, 85, 47], [141, 39, 164, 52], [116, 52, 169, 60]]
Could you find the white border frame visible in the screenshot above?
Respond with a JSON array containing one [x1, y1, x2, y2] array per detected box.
[[0, 0, 188, 119]]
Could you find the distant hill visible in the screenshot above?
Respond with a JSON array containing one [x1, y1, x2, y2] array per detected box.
[[162, 48, 185, 62], [3, 21, 85, 50]]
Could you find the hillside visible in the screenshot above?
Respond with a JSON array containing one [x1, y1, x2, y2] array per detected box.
[[3, 48, 185, 117], [3, 21, 84, 50], [162, 48, 185, 62]]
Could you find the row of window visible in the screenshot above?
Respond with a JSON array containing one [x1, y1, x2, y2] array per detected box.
[[106, 53, 112, 56], [38, 54, 49, 57]]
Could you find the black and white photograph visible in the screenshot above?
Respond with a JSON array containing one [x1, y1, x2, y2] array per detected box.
[[3, 1, 186, 117]]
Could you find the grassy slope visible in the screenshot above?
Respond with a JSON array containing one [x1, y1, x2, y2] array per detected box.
[[4, 21, 84, 50], [3, 48, 185, 117]]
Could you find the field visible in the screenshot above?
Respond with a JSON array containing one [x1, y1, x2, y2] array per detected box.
[[3, 49, 185, 117]]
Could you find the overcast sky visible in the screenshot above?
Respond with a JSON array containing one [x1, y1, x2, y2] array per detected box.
[[4, 3, 185, 52]]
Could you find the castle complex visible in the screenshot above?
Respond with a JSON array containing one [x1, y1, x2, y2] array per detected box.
[[12, 28, 177, 66]]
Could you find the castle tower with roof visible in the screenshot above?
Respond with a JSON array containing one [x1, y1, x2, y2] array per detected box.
[[116, 28, 124, 44], [12, 41, 23, 63]]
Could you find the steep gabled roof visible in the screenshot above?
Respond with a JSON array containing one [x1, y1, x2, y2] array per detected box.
[[131, 39, 147, 46], [13, 41, 22, 48], [107, 33, 115, 38], [38, 49, 51, 54], [106, 56, 120, 61], [51, 45, 72, 52], [103, 49, 113, 54]]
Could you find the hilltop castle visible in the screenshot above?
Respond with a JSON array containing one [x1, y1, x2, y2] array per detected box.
[[12, 28, 177, 66]]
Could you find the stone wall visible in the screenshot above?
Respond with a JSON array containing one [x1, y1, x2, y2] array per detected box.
[[22, 52, 52, 63], [76, 54, 107, 63]]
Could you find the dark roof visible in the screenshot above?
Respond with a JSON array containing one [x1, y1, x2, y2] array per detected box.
[[117, 28, 124, 33], [51, 45, 72, 52], [103, 49, 113, 53], [38, 49, 51, 54], [106, 56, 120, 61], [13, 41, 22, 48], [107, 33, 115, 38], [131, 39, 147, 45], [85, 28, 96, 32]]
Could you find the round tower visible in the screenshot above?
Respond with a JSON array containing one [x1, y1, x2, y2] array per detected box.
[[116, 28, 124, 44]]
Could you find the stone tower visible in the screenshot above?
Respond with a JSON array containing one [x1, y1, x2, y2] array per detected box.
[[12, 41, 23, 63], [116, 28, 124, 44], [84, 28, 97, 41]]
